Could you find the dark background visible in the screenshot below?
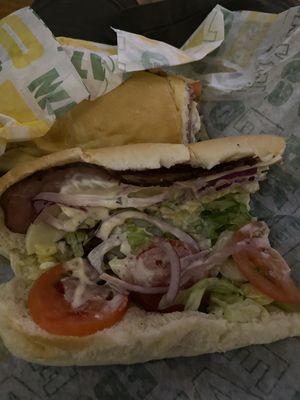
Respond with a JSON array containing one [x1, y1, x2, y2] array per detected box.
[[1, 0, 298, 47]]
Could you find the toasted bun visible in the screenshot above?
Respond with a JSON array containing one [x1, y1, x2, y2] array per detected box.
[[0, 144, 47, 172], [0, 278, 299, 366], [0, 135, 295, 366], [188, 134, 285, 169], [0, 135, 285, 279], [33, 72, 190, 153], [0, 135, 285, 197]]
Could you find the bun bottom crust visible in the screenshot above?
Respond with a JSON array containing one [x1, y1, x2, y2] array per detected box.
[[0, 279, 299, 366]]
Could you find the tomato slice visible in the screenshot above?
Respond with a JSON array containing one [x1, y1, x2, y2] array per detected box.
[[233, 247, 300, 304], [190, 82, 202, 98], [28, 265, 128, 337]]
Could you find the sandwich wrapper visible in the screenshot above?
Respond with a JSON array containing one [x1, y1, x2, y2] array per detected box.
[[0, 4, 300, 400]]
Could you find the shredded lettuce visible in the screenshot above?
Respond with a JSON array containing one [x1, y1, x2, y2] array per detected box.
[[176, 277, 241, 311], [65, 230, 93, 257], [153, 199, 204, 240], [220, 258, 247, 282], [122, 221, 153, 253], [177, 276, 270, 322], [56, 241, 74, 262], [241, 283, 273, 305], [153, 193, 252, 244], [209, 298, 268, 322], [200, 194, 252, 243], [121, 219, 167, 254]]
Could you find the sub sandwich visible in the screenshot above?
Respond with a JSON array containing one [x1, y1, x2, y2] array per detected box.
[[34, 71, 202, 152], [0, 71, 202, 172], [0, 135, 299, 365]]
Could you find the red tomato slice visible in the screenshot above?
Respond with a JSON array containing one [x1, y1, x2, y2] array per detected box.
[[190, 82, 202, 98], [28, 265, 128, 337], [233, 247, 300, 304]]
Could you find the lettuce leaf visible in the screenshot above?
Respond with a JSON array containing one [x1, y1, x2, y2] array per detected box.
[[121, 219, 166, 254], [177, 277, 269, 322], [65, 230, 93, 257], [241, 283, 273, 305], [176, 277, 241, 311], [122, 221, 153, 253], [209, 297, 268, 322], [220, 258, 247, 282], [153, 193, 252, 244], [200, 194, 252, 242]]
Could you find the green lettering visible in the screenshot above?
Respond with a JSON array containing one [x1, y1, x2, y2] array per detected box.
[[38, 89, 70, 110], [28, 67, 76, 117], [90, 53, 105, 81], [28, 68, 62, 98], [71, 51, 88, 79]]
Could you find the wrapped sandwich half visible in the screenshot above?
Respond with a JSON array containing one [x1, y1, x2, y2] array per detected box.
[[0, 135, 299, 366], [0, 71, 203, 172]]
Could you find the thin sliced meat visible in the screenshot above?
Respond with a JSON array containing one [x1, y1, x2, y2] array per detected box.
[[116, 157, 257, 187]]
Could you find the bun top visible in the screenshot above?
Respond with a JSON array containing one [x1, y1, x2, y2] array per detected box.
[[33, 72, 190, 153], [0, 135, 285, 196]]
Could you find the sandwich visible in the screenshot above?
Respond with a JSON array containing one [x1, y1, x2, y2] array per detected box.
[[0, 135, 299, 366], [32, 71, 203, 153], [0, 71, 202, 172]]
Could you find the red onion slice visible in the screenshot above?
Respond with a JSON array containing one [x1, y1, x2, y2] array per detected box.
[[180, 249, 211, 270], [100, 273, 168, 294], [157, 241, 181, 309], [88, 236, 122, 274], [181, 221, 272, 285], [181, 238, 234, 285], [97, 211, 199, 251], [36, 204, 87, 232], [185, 247, 232, 279], [34, 191, 167, 209]]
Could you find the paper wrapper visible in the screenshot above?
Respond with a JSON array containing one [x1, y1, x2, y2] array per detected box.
[[0, 5, 300, 400], [0, 8, 89, 149], [175, 5, 300, 282]]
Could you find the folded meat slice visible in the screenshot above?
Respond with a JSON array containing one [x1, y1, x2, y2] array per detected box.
[[0, 164, 113, 234]]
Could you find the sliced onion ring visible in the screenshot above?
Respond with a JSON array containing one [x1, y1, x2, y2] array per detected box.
[[88, 236, 122, 274], [100, 273, 168, 294], [97, 211, 199, 251], [34, 191, 167, 209], [158, 241, 181, 309], [38, 205, 87, 232], [180, 249, 210, 270]]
